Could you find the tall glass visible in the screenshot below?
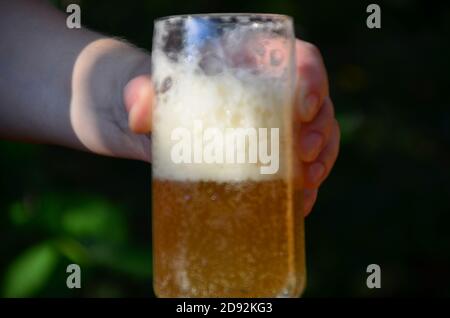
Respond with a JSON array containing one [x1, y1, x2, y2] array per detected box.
[[151, 14, 305, 297]]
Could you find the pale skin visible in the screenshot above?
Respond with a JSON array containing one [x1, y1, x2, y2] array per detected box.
[[0, 0, 340, 216]]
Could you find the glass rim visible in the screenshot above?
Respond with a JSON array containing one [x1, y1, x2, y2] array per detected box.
[[155, 13, 293, 23]]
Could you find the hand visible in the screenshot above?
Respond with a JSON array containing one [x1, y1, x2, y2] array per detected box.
[[123, 39, 340, 216], [293, 40, 340, 216]]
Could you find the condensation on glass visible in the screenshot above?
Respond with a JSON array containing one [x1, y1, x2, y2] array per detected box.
[[151, 13, 305, 298]]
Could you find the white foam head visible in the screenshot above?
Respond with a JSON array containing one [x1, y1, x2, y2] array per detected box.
[[151, 18, 295, 182]]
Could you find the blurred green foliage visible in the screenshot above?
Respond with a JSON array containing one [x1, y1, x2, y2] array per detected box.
[[3, 242, 58, 297], [1, 0, 449, 297], [0, 140, 153, 297]]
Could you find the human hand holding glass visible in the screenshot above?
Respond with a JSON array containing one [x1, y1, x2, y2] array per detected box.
[[124, 23, 339, 219], [134, 14, 340, 297]]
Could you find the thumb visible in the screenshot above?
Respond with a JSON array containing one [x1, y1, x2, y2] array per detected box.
[[124, 75, 154, 134]]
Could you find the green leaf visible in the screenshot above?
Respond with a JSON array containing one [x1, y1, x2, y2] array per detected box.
[[61, 200, 127, 243], [2, 243, 59, 297], [22, 193, 128, 243], [54, 238, 90, 266]]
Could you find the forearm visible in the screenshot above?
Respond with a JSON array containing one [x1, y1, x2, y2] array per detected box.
[[0, 0, 150, 154]]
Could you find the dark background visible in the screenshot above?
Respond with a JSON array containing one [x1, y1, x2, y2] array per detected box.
[[1, 0, 449, 297]]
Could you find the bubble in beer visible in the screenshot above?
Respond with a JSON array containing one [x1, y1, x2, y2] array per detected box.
[[199, 52, 224, 76], [160, 76, 173, 94]]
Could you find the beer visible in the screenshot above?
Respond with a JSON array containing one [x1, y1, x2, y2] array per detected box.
[[151, 14, 305, 297], [153, 180, 305, 297]]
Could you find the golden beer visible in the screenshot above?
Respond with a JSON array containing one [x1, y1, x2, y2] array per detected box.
[[151, 14, 305, 297], [153, 180, 305, 297]]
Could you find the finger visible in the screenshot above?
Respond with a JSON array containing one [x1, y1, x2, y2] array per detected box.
[[297, 97, 335, 162], [225, 33, 289, 76], [303, 119, 340, 189], [295, 40, 329, 122], [124, 75, 154, 134], [303, 188, 318, 217]]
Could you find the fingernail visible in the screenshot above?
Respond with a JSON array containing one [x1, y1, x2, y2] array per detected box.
[[124, 82, 138, 113], [128, 103, 139, 125], [300, 94, 318, 120], [308, 162, 325, 185], [303, 188, 318, 216], [300, 132, 323, 160]]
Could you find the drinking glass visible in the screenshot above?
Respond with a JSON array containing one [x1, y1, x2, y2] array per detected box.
[[151, 13, 305, 298]]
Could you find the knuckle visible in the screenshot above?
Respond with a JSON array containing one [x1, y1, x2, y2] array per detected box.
[[304, 42, 321, 57], [297, 58, 315, 76]]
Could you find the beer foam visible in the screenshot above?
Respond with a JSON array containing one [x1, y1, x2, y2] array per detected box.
[[151, 51, 293, 182]]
